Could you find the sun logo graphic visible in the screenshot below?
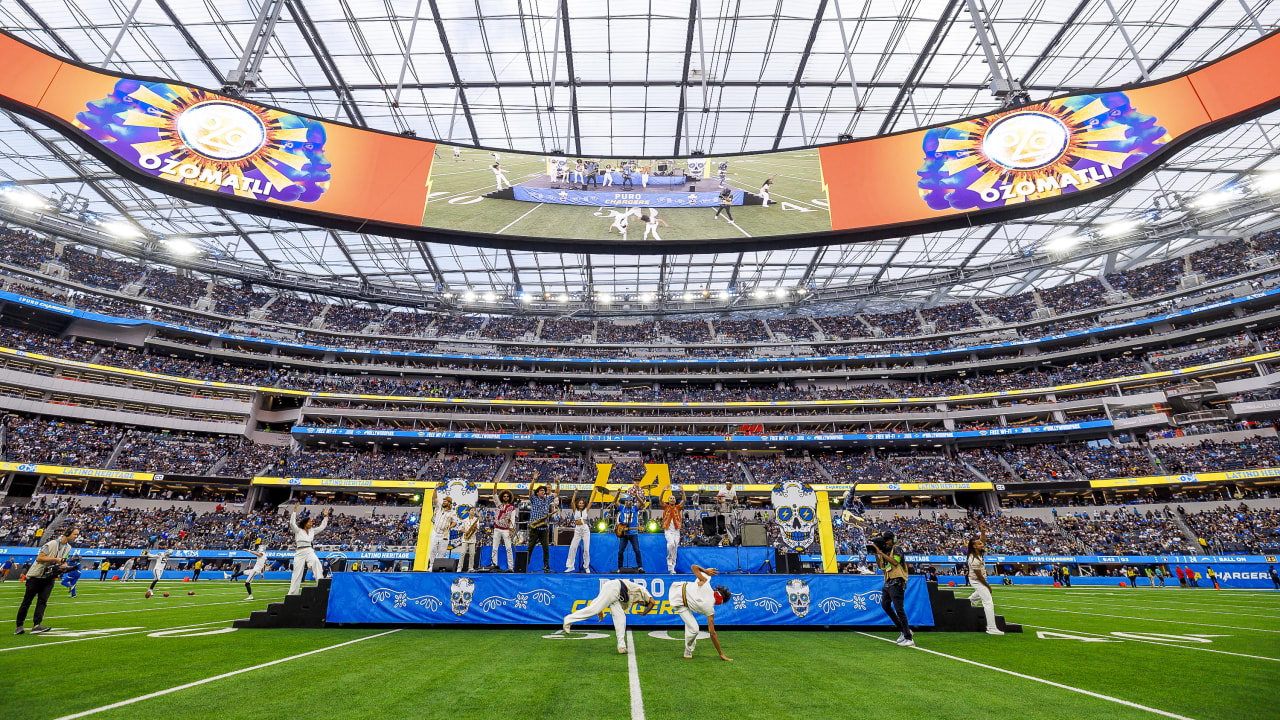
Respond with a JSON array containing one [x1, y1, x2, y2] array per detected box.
[[917, 91, 1168, 212], [74, 79, 332, 205]]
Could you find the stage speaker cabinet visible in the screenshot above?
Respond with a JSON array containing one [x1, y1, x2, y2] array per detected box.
[[701, 515, 727, 536], [688, 184, 697, 192], [740, 522, 768, 547], [431, 558, 458, 572], [556, 528, 576, 545], [514, 550, 529, 573], [778, 552, 801, 574]]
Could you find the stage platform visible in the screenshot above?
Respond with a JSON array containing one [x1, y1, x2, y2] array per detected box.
[[325, 572, 935, 627], [506, 175, 747, 207]]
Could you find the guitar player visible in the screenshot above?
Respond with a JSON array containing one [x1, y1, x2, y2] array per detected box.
[[615, 495, 645, 573], [526, 483, 559, 573]]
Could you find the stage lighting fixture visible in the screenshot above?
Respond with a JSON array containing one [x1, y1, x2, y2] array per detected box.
[[647, 520, 659, 532], [597, 520, 607, 532]]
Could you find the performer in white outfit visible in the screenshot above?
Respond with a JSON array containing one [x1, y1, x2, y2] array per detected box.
[[640, 163, 651, 189], [565, 491, 594, 573], [662, 487, 687, 573], [288, 504, 330, 595], [425, 494, 458, 572], [641, 209, 668, 241], [668, 564, 733, 661], [606, 207, 637, 235], [144, 548, 172, 598], [967, 523, 1004, 635], [492, 162, 511, 190], [760, 176, 775, 207], [489, 489, 517, 571], [561, 578, 657, 653], [601, 164, 614, 186], [243, 548, 269, 600], [453, 146, 461, 161], [457, 511, 480, 572]]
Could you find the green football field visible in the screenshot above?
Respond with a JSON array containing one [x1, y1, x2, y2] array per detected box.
[[1, 581, 1277, 720], [421, 146, 833, 240]]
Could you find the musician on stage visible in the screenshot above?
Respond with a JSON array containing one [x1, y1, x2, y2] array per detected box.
[[526, 484, 559, 573], [615, 495, 645, 573]]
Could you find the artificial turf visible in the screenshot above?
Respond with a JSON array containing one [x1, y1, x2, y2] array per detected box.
[[1, 581, 1276, 719], [421, 146, 833, 240]]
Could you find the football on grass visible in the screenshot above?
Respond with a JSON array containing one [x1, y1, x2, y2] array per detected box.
[[163, 592, 170, 597], [188, 591, 195, 595]]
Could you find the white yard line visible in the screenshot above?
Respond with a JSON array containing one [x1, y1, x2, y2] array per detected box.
[[54, 629, 401, 719], [855, 632, 1197, 720], [1004, 595, 1280, 619], [726, 219, 752, 237], [627, 630, 645, 720], [42, 597, 268, 621], [0, 618, 242, 653], [497, 203, 544, 234], [1000, 603, 1280, 634], [1023, 624, 1280, 663]]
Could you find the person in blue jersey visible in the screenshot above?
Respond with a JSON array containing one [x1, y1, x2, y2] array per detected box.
[[60, 557, 83, 598], [615, 496, 645, 572]]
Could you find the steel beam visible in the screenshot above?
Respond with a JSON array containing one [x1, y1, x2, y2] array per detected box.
[[878, 0, 961, 135], [286, 0, 367, 126], [425, 0, 480, 145], [773, 0, 829, 151]]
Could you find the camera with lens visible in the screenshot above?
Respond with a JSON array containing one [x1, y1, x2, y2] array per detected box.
[[866, 531, 895, 555]]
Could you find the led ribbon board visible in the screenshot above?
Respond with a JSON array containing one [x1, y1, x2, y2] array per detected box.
[[0, 30, 1278, 254]]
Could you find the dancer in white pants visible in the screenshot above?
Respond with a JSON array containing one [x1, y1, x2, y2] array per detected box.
[[489, 489, 517, 570], [641, 209, 668, 241], [606, 207, 637, 236], [760, 176, 774, 207], [662, 487, 687, 573], [601, 164, 614, 186], [243, 548, 269, 600], [967, 523, 1004, 635], [565, 491, 593, 573], [561, 578, 657, 653], [144, 548, 172, 598], [668, 565, 733, 661], [288, 505, 330, 595], [492, 163, 511, 190], [425, 495, 458, 572]]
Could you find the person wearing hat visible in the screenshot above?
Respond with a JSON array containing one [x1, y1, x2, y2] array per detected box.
[[669, 564, 733, 661], [526, 484, 559, 573], [561, 578, 658, 654], [489, 488, 518, 571], [615, 495, 644, 572], [871, 531, 914, 647]]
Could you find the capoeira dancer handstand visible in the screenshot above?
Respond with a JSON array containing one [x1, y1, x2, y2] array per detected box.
[[640, 209, 669, 241], [669, 565, 733, 661], [288, 504, 330, 595], [606, 207, 638, 239], [562, 578, 658, 654]]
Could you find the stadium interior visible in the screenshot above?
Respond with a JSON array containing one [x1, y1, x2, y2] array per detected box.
[[0, 2, 1277, 719]]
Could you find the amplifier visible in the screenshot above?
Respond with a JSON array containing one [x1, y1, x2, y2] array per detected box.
[[740, 522, 768, 547]]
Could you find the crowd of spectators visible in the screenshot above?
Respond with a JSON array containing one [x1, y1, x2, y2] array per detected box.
[[1002, 445, 1079, 482], [346, 449, 427, 480], [814, 315, 868, 340], [112, 431, 225, 475], [766, 316, 815, 340], [143, 270, 206, 306], [218, 439, 287, 477], [817, 452, 894, 484], [976, 294, 1038, 323], [265, 296, 324, 326], [274, 449, 358, 478], [866, 309, 921, 336], [507, 456, 582, 484], [1107, 258, 1184, 299], [1154, 437, 1280, 474], [212, 284, 271, 317], [920, 303, 980, 332], [743, 456, 824, 484], [1183, 504, 1280, 553], [324, 305, 385, 333], [419, 454, 502, 483], [541, 319, 594, 342], [889, 453, 975, 483], [714, 318, 770, 342], [667, 455, 740, 485], [1056, 507, 1191, 554], [60, 247, 142, 290], [1058, 442, 1155, 479], [662, 320, 712, 342], [596, 321, 655, 343], [481, 317, 538, 340], [1041, 278, 1107, 313], [2, 415, 120, 467]]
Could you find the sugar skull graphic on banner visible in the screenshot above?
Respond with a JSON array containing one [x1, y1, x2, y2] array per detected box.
[[770, 481, 818, 551]]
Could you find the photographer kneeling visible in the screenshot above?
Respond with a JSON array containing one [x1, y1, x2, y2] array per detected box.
[[15, 526, 77, 635], [870, 531, 914, 647]]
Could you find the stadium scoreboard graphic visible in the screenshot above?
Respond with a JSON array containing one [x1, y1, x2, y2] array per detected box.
[[0, 28, 1277, 252]]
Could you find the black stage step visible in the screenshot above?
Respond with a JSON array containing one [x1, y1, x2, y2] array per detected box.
[[234, 578, 331, 629], [926, 582, 1022, 633]]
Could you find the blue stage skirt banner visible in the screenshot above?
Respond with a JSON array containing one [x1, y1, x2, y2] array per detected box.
[[512, 186, 744, 208], [326, 572, 935, 627]]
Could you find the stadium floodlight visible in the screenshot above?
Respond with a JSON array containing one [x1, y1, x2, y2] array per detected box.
[[483, 291, 497, 303], [102, 220, 142, 238], [1098, 219, 1141, 238], [1190, 190, 1234, 210], [718, 290, 731, 300], [520, 293, 533, 303], [597, 293, 612, 304], [1252, 172, 1280, 193], [773, 287, 788, 298], [752, 288, 768, 300], [164, 237, 199, 256], [558, 293, 570, 303], [1044, 234, 1081, 254], [462, 289, 476, 302], [640, 292, 655, 303], [8, 191, 48, 210], [683, 292, 696, 302]]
